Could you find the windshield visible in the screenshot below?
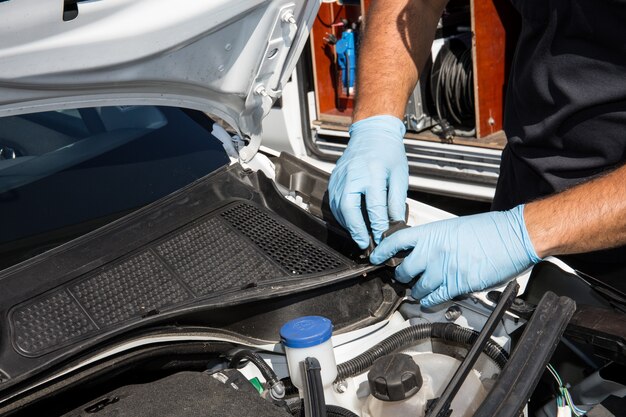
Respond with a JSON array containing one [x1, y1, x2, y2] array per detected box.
[[0, 105, 230, 270]]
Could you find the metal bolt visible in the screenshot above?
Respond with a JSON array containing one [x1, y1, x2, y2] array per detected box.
[[255, 85, 269, 97], [270, 381, 285, 400], [334, 380, 348, 394], [444, 305, 462, 321], [224, 43, 232, 51], [282, 11, 296, 25]]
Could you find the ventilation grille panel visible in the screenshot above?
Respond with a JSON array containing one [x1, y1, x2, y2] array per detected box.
[[10, 201, 349, 356], [221, 203, 343, 275]]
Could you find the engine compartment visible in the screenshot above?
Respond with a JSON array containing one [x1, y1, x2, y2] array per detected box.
[[1, 156, 626, 417], [7, 303, 510, 417], [2, 283, 582, 417], [4, 249, 626, 417]]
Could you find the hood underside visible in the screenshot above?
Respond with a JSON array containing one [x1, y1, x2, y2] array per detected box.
[[0, 0, 319, 161]]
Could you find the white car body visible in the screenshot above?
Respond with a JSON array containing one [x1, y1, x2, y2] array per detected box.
[[0, 3, 607, 417]]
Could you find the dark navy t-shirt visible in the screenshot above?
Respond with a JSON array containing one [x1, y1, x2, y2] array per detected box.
[[492, 0, 626, 265]]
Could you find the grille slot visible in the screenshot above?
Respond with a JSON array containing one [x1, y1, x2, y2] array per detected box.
[[12, 291, 97, 355], [221, 203, 343, 275], [155, 217, 284, 295], [71, 251, 191, 327]]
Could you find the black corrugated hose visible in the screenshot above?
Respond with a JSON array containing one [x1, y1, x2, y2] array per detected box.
[[335, 322, 508, 382], [288, 400, 359, 417]]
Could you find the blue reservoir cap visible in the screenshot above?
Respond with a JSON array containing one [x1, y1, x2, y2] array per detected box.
[[280, 316, 333, 348]]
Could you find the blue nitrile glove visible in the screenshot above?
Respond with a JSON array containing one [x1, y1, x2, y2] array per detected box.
[[328, 115, 408, 249], [370, 205, 542, 307]]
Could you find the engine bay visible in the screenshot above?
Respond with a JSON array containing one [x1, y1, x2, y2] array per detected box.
[[1, 156, 626, 417], [3, 295, 522, 417], [7, 281, 617, 417]]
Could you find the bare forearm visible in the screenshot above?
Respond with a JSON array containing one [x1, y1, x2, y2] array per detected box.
[[525, 164, 626, 258], [353, 0, 447, 122]]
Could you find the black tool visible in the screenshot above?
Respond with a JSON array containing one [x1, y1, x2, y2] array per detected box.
[[358, 195, 410, 265], [487, 290, 536, 319], [381, 220, 411, 267]]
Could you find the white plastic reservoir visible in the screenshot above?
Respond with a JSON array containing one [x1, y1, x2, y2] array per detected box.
[[362, 352, 488, 417], [280, 316, 338, 392]]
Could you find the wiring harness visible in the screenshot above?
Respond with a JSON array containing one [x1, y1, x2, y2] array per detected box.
[[547, 364, 587, 417]]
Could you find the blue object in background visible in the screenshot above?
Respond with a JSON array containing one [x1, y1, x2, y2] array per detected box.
[[335, 30, 356, 90]]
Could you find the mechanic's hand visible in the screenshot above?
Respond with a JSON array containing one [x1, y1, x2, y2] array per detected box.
[[328, 115, 408, 249], [370, 205, 541, 307]]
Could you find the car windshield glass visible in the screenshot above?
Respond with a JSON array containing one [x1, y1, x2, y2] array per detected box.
[[0, 105, 230, 270]]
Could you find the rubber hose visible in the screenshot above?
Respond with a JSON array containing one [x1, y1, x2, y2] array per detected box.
[[431, 322, 509, 368], [288, 400, 359, 417], [335, 322, 508, 381], [229, 349, 280, 387]]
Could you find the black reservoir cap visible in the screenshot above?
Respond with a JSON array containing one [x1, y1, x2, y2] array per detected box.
[[367, 353, 423, 401]]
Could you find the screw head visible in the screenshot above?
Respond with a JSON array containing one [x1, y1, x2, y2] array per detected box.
[[334, 380, 348, 393], [444, 305, 462, 321]]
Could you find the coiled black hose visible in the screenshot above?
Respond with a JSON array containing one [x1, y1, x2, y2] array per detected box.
[[335, 322, 508, 381], [433, 44, 474, 128]]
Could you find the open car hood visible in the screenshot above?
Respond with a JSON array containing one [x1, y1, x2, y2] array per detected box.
[[0, 0, 318, 161]]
